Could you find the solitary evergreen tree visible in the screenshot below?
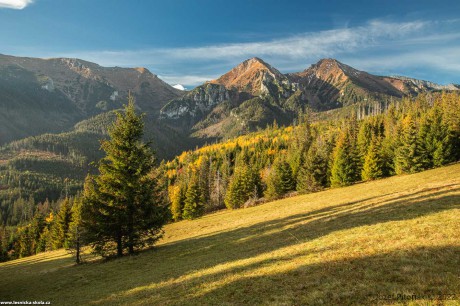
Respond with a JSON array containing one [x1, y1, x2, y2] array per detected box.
[[82, 97, 168, 257]]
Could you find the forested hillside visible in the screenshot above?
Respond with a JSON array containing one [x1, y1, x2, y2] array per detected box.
[[162, 92, 460, 220]]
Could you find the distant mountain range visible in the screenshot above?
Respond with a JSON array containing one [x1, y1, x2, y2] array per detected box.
[[159, 57, 458, 139], [0, 54, 458, 155]]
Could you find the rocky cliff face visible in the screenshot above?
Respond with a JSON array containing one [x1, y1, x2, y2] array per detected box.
[[159, 57, 459, 139], [0, 54, 183, 115], [2, 53, 458, 146], [383, 76, 459, 95], [160, 83, 231, 120], [160, 57, 299, 132]]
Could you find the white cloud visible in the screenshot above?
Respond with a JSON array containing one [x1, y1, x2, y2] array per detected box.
[[159, 75, 216, 87], [66, 20, 427, 65], [160, 20, 427, 60], [40, 19, 459, 85], [172, 84, 186, 91], [0, 0, 34, 9], [345, 46, 460, 75]]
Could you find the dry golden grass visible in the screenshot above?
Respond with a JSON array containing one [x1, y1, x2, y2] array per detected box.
[[1, 164, 460, 305]]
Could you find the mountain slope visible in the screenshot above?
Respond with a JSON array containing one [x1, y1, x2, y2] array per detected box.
[[0, 54, 183, 144], [383, 75, 460, 95], [288, 58, 403, 110], [1, 163, 459, 305], [209, 57, 296, 97]]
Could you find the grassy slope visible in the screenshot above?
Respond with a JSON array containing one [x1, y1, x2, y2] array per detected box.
[[1, 164, 460, 305]]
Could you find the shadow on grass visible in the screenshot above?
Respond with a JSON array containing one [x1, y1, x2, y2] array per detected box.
[[91, 184, 460, 304], [186, 245, 460, 305], [2, 184, 459, 304]]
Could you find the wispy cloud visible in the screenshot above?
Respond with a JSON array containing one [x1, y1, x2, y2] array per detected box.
[[345, 46, 460, 76], [50, 19, 460, 86], [67, 20, 427, 64], [0, 0, 34, 9], [159, 75, 217, 86]]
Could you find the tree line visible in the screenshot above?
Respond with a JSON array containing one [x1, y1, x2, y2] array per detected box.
[[163, 92, 460, 220]]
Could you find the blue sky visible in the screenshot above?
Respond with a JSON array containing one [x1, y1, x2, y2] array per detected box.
[[1, 0, 460, 88]]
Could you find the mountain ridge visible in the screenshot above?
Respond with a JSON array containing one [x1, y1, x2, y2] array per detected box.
[[159, 57, 458, 139], [1, 53, 459, 147], [0, 54, 184, 144]]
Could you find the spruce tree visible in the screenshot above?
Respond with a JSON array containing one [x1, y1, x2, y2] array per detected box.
[[68, 196, 84, 264], [265, 159, 295, 200], [357, 120, 374, 158], [296, 143, 328, 193], [361, 136, 385, 181], [182, 175, 204, 220], [82, 97, 168, 257], [288, 112, 312, 179], [395, 115, 428, 174], [420, 107, 453, 167], [330, 127, 360, 187], [52, 198, 73, 249], [224, 166, 260, 209]]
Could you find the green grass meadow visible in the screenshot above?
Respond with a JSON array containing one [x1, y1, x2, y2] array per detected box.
[[1, 164, 459, 305]]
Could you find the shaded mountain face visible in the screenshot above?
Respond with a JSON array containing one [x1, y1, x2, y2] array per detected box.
[[0, 54, 183, 144], [160, 57, 458, 140], [288, 58, 404, 110]]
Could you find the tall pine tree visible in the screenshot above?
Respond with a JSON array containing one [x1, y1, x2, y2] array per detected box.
[[330, 126, 360, 187], [395, 115, 428, 174], [82, 97, 168, 257], [224, 166, 261, 209], [296, 142, 329, 193], [52, 198, 73, 249], [182, 175, 205, 220], [68, 196, 84, 264], [361, 136, 385, 181]]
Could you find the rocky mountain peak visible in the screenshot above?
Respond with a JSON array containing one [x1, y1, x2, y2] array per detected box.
[[134, 67, 149, 74], [209, 57, 286, 95], [302, 58, 359, 83]]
